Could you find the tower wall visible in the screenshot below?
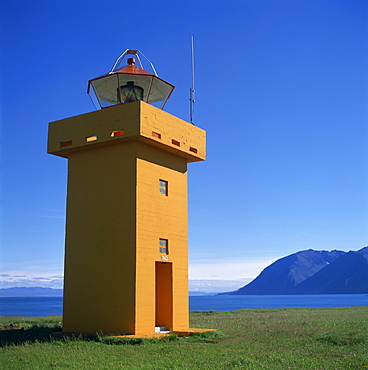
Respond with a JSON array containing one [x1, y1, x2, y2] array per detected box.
[[62, 143, 137, 334], [135, 143, 188, 334]]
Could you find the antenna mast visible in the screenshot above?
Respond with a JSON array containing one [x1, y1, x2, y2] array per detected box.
[[189, 36, 195, 124]]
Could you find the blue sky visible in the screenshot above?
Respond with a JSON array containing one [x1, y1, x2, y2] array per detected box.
[[1, 0, 367, 291]]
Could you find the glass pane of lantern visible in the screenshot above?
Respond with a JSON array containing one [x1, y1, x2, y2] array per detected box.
[[118, 81, 144, 104], [117, 75, 153, 102], [147, 78, 174, 104], [91, 74, 120, 105]]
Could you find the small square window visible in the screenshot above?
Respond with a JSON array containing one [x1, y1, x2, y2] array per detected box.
[[111, 130, 125, 137], [159, 180, 168, 195], [86, 135, 98, 142], [152, 131, 161, 139], [159, 239, 168, 254], [60, 140, 72, 148]]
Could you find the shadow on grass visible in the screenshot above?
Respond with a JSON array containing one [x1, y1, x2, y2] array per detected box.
[[0, 324, 63, 347], [0, 325, 221, 347], [0, 325, 150, 347], [184, 331, 221, 343]]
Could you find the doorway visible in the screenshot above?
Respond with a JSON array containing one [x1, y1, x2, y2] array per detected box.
[[155, 262, 173, 330]]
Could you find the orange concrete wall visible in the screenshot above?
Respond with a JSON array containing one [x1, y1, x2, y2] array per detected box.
[[135, 142, 189, 334], [62, 143, 138, 334], [48, 101, 206, 163]]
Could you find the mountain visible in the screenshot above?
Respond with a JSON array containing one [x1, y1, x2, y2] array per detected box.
[[225, 249, 345, 295], [295, 247, 368, 294], [224, 248, 368, 295], [0, 287, 63, 297]]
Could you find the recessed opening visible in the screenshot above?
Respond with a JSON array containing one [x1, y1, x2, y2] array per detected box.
[[152, 131, 161, 139], [172, 139, 180, 146], [159, 239, 168, 254], [86, 135, 98, 142], [159, 180, 168, 196], [111, 130, 125, 137], [189, 147, 198, 153], [155, 261, 173, 330], [60, 140, 72, 148]]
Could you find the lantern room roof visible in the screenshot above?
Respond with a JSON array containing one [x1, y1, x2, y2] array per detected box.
[[115, 61, 155, 76], [87, 62, 173, 92]]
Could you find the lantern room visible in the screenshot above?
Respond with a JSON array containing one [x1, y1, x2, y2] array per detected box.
[[87, 49, 175, 109]]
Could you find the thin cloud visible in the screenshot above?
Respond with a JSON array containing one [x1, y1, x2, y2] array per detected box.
[[189, 258, 279, 280], [189, 278, 253, 293], [0, 258, 280, 290], [0, 274, 64, 289]]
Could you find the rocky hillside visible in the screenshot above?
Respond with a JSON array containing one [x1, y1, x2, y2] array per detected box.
[[225, 247, 368, 295]]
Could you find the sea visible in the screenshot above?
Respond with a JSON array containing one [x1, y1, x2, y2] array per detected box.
[[0, 294, 367, 316]]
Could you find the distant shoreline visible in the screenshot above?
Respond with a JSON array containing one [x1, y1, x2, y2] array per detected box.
[[0, 288, 63, 297], [0, 288, 217, 297], [1, 287, 368, 298]]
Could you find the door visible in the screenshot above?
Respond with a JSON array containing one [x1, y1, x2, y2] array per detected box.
[[155, 262, 173, 330]]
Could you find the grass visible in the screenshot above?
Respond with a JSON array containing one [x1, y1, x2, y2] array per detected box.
[[0, 307, 367, 369]]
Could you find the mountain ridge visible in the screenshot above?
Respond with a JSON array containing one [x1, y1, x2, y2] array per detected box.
[[295, 247, 368, 294], [223, 247, 368, 295]]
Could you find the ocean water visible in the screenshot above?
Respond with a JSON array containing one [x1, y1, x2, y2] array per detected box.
[[0, 295, 367, 317], [190, 294, 368, 311], [0, 297, 63, 317]]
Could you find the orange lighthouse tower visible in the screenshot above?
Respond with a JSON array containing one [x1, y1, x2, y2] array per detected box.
[[47, 50, 209, 335]]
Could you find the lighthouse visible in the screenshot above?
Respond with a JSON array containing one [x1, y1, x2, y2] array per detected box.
[[47, 50, 211, 336]]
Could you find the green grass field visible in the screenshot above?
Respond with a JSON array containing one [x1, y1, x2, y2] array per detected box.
[[1, 307, 367, 369]]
